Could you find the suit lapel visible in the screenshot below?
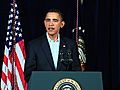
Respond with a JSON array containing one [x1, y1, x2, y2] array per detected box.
[[41, 35, 55, 70]]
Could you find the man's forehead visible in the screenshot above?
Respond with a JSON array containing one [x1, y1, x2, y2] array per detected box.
[[47, 12, 59, 15], [46, 12, 61, 18]]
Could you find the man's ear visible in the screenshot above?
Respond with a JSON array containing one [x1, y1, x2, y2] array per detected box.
[[61, 21, 65, 28]]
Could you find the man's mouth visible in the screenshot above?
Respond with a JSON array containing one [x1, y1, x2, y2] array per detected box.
[[48, 28, 54, 30]]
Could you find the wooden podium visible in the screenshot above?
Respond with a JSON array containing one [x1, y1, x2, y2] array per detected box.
[[28, 71, 103, 90]]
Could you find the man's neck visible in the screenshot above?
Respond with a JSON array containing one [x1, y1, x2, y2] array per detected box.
[[48, 34, 58, 42]]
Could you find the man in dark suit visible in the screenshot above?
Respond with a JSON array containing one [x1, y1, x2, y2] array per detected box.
[[24, 9, 81, 82]]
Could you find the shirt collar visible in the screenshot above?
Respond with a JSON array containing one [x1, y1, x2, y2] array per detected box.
[[46, 32, 60, 42]]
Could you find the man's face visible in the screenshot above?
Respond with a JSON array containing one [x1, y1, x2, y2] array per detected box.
[[44, 12, 65, 36]]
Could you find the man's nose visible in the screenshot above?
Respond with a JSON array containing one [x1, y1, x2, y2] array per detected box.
[[49, 21, 54, 25]]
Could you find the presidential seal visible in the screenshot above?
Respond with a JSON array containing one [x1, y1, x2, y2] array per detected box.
[[53, 78, 81, 90]]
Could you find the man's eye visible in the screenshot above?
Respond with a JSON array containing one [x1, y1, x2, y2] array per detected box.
[[53, 19, 59, 22], [45, 19, 50, 22]]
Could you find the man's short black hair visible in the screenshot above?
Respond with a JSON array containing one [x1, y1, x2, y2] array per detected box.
[[45, 9, 64, 21]]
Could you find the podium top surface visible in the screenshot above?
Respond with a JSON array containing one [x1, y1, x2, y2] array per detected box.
[[28, 71, 103, 90]]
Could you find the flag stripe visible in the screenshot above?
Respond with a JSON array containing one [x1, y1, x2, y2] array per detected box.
[[3, 50, 8, 67], [1, 79, 7, 90], [16, 67, 24, 90], [2, 62, 8, 76], [8, 57, 12, 73], [8, 69, 12, 84], [1, 71, 7, 85], [4, 46, 9, 58], [16, 42, 25, 71], [7, 78, 12, 90], [18, 40, 26, 60], [14, 49, 26, 86]]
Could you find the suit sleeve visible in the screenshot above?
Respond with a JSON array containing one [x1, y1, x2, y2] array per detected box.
[[24, 42, 36, 82]]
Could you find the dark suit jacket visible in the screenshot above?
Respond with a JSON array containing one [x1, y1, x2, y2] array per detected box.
[[24, 34, 80, 82]]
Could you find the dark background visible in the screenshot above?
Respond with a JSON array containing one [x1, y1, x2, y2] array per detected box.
[[0, 0, 120, 90]]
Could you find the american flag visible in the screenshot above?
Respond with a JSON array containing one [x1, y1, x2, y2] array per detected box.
[[0, 0, 27, 90]]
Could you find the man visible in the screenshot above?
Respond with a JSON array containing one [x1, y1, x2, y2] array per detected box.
[[24, 9, 81, 82]]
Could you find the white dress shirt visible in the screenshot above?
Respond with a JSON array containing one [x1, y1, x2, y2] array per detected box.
[[46, 33, 60, 69]]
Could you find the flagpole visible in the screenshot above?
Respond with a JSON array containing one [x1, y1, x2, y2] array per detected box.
[[76, 0, 86, 71], [12, 0, 18, 89], [76, 0, 79, 45]]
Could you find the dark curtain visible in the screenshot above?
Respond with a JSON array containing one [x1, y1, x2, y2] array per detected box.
[[0, 0, 120, 90], [118, 0, 120, 88], [81, 0, 119, 90]]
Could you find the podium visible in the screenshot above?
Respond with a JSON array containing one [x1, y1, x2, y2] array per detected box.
[[28, 71, 103, 90]]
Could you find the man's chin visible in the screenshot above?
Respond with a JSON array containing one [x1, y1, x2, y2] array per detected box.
[[48, 33, 55, 36]]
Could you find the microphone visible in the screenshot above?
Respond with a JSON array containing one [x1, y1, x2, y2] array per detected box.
[[59, 44, 65, 63], [60, 48, 73, 70], [66, 49, 73, 64], [59, 50, 64, 62]]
